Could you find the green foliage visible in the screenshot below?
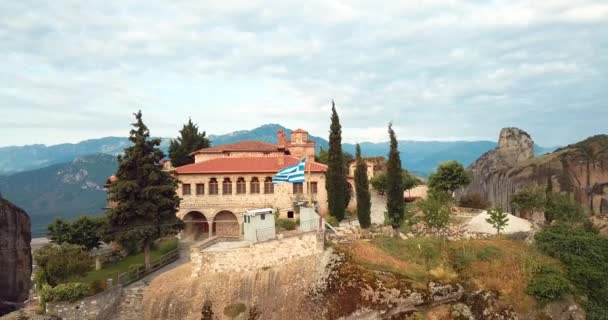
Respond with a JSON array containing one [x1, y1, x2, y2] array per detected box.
[[370, 170, 420, 195], [535, 223, 608, 319], [277, 218, 296, 231], [476, 246, 501, 261], [168, 118, 210, 167], [427, 160, 471, 194], [325, 101, 349, 221], [418, 191, 451, 230], [458, 193, 489, 209], [545, 192, 585, 223], [354, 144, 371, 229], [224, 303, 247, 318], [511, 186, 546, 216], [39, 283, 90, 303], [451, 250, 476, 272], [47, 216, 105, 250], [324, 215, 339, 227], [107, 111, 183, 271], [156, 238, 178, 255], [526, 264, 571, 302], [486, 207, 509, 235], [34, 243, 92, 286], [386, 123, 405, 231]]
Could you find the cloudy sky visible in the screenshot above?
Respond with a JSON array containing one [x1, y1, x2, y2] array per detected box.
[[1, 1, 606, 147]]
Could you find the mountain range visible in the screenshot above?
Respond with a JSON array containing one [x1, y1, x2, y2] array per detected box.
[[0, 123, 557, 234]]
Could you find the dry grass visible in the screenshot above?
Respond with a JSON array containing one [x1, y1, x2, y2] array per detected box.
[[457, 239, 555, 315], [348, 237, 560, 316]]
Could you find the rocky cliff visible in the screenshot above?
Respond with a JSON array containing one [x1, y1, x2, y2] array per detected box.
[[461, 129, 608, 215], [0, 198, 32, 316]]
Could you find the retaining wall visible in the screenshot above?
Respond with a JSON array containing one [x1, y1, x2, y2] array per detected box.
[[45, 286, 122, 320]]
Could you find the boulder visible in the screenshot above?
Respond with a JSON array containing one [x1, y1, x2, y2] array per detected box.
[[0, 198, 32, 316]]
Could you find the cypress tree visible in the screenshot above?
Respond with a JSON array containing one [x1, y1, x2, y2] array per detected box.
[[107, 111, 183, 271], [326, 101, 348, 221], [168, 118, 210, 167], [354, 144, 371, 228], [386, 123, 404, 236]]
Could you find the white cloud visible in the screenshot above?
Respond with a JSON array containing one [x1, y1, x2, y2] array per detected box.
[[0, 0, 606, 147]]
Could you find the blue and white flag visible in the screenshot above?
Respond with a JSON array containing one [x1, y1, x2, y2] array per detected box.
[[273, 157, 306, 184]]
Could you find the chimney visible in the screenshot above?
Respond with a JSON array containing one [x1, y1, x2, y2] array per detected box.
[[277, 129, 287, 149]]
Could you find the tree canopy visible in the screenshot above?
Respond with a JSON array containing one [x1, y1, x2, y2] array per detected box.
[[354, 144, 371, 228], [168, 118, 210, 167], [427, 160, 471, 194], [370, 169, 420, 195], [325, 101, 349, 221], [107, 110, 183, 271], [385, 123, 405, 234], [47, 216, 105, 250]]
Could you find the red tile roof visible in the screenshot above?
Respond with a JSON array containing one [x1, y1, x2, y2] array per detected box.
[[191, 141, 280, 155], [175, 156, 327, 174]]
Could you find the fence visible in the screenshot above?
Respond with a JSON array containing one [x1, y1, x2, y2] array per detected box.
[[117, 248, 179, 286]]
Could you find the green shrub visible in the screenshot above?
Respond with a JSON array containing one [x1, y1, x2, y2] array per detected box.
[[224, 303, 246, 318], [157, 238, 178, 255], [40, 283, 90, 303], [34, 243, 92, 286], [458, 193, 489, 209], [526, 264, 570, 302], [535, 223, 608, 319], [476, 246, 501, 262], [324, 215, 339, 227], [451, 250, 476, 272], [277, 219, 296, 231]]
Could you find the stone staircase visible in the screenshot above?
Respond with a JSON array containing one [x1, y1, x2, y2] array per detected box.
[[114, 281, 147, 320]]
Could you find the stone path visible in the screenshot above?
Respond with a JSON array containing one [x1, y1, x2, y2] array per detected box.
[[113, 240, 193, 320]]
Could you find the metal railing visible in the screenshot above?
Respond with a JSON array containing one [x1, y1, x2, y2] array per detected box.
[[117, 248, 179, 286], [256, 227, 276, 242]]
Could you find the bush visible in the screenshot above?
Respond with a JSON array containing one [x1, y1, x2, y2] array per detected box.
[[157, 238, 178, 255], [39, 283, 90, 303], [34, 243, 92, 287], [324, 215, 339, 227], [277, 219, 296, 231], [535, 223, 608, 318], [451, 250, 476, 272], [476, 246, 501, 262], [224, 303, 246, 318], [418, 191, 451, 230], [526, 264, 570, 302], [458, 193, 489, 209]]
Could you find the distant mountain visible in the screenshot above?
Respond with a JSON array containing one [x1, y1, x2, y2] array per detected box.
[[0, 123, 557, 177], [0, 153, 117, 235]]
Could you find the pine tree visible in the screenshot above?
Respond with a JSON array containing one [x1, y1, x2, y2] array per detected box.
[[386, 123, 404, 236], [486, 207, 509, 235], [168, 118, 210, 167], [326, 101, 348, 221], [354, 144, 371, 228], [107, 111, 183, 271]]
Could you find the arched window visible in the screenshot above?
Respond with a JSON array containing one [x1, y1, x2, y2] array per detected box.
[[222, 177, 232, 195], [209, 178, 218, 195], [250, 177, 260, 194], [236, 177, 246, 194], [264, 177, 274, 194]]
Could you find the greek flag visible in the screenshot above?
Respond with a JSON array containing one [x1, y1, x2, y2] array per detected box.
[[273, 157, 306, 184]]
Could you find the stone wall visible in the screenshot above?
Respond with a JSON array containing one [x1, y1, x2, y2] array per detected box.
[[45, 286, 123, 320], [191, 232, 323, 276]]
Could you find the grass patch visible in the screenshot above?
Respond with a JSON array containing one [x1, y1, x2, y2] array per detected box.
[[346, 236, 561, 315], [69, 238, 178, 287]]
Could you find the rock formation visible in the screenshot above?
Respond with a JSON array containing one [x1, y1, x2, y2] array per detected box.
[[0, 198, 32, 316], [461, 129, 608, 216]]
